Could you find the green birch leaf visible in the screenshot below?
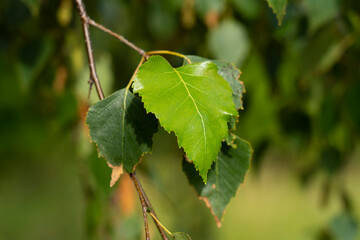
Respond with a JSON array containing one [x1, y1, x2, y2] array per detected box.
[[186, 55, 245, 130], [266, 0, 288, 25], [172, 232, 192, 240], [133, 55, 237, 182], [183, 136, 252, 226], [86, 89, 158, 173]]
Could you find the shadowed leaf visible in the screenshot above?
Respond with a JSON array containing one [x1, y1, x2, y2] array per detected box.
[[183, 136, 252, 226], [86, 89, 158, 173]]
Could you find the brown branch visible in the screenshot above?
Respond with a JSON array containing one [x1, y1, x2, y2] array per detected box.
[[75, 0, 105, 100], [130, 172, 150, 240], [75, 1, 168, 239], [131, 172, 169, 240], [88, 19, 147, 57]]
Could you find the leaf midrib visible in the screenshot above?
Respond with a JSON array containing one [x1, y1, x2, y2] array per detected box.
[[121, 89, 129, 163], [172, 68, 207, 159]]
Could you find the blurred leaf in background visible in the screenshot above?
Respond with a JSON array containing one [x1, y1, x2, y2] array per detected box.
[[208, 19, 250, 66], [266, 0, 288, 25], [0, 0, 360, 239]]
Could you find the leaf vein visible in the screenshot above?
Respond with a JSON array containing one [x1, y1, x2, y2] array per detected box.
[[173, 69, 207, 158]]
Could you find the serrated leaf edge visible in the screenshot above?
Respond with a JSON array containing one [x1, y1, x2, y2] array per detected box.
[[133, 57, 237, 182], [191, 137, 253, 227], [85, 89, 155, 175]]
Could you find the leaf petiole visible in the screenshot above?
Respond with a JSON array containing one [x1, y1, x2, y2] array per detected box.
[[148, 211, 173, 237], [126, 56, 146, 91], [146, 50, 192, 64]]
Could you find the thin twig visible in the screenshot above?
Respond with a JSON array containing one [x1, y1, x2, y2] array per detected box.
[[75, 1, 168, 239], [146, 50, 191, 64], [130, 172, 151, 240], [131, 172, 169, 240], [88, 19, 147, 57], [75, 0, 105, 100]]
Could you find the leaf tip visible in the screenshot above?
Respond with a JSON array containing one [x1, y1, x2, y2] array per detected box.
[[266, 0, 288, 26], [199, 196, 222, 227], [200, 172, 208, 184], [107, 162, 124, 187]]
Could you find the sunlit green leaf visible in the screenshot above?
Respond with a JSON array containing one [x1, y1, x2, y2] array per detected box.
[[186, 55, 245, 130], [208, 19, 250, 66], [133, 56, 237, 182], [186, 56, 244, 110], [266, 0, 287, 25], [86, 89, 158, 173], [183, 136, 252, 226]]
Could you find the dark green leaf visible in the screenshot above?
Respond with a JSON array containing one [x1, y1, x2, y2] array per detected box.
[[172, 232, 192, 240], [186, 55, 245, 130], [266, 0, 288, 25], [133, 55, 237, 182], [86, 89, 158, 173], [183, 136, 252, 226]]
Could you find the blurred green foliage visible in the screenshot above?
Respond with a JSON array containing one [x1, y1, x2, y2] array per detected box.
[[0, 0, 359, 239]]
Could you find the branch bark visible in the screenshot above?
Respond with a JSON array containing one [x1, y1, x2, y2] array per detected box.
[[88, 19, 147, 57], [74, 1, 168, 239], [75, 0, 104, 100], [131, 172, 169, 240], [130, 172, 150, 240]]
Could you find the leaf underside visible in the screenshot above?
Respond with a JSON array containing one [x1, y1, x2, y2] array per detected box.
[[183, 136, 252, 226], [86, 89, 158, 173], [186, 55, 245, 130], [133, 55, 237, 182]]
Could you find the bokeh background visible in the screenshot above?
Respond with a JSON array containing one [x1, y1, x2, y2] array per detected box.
[[0, 0, 359, 239]]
